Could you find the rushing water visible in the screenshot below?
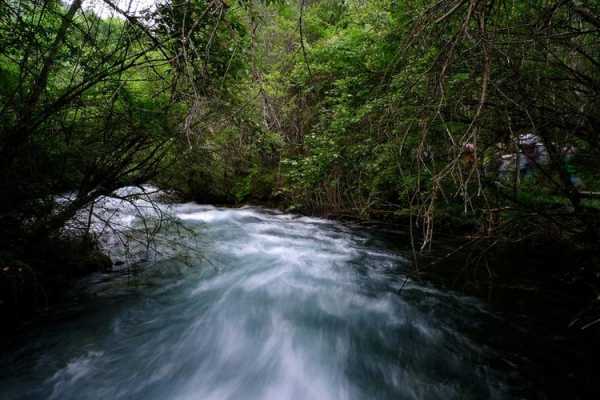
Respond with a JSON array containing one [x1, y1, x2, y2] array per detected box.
[[1, 196, 523, 399]]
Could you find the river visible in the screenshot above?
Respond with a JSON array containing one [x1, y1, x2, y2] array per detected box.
[[0, 192, 526, 399]]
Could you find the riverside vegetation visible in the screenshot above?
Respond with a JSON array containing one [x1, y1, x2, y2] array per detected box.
[[0, 0, 599, 398]]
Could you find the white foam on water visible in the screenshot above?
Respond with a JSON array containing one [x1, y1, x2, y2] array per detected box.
[[1, 202, 514, 400], [47, 351, 104, 400]]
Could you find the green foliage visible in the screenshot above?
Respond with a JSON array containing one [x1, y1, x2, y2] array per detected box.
[[2, 0, 599, 248], [161, 0, 600, 245]]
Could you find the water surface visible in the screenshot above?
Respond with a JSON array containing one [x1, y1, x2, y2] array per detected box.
[[1, 202, 519, 399]]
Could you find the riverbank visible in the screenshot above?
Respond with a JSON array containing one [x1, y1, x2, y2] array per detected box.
[[416, 235, 600, 400], [0, 235, 113, 338]]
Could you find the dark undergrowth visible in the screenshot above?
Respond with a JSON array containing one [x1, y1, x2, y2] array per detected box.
[[414, 232, 600, 400], [0, 235, 112, 338]]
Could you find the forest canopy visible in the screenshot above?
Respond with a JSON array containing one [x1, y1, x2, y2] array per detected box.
[[1, 0, 599, 325]]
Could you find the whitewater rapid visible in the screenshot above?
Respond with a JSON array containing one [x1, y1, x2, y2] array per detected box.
[[0, 198, 518, 399]]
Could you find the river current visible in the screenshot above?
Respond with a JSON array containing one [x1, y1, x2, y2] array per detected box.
[[1, 191, 522, 399]]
